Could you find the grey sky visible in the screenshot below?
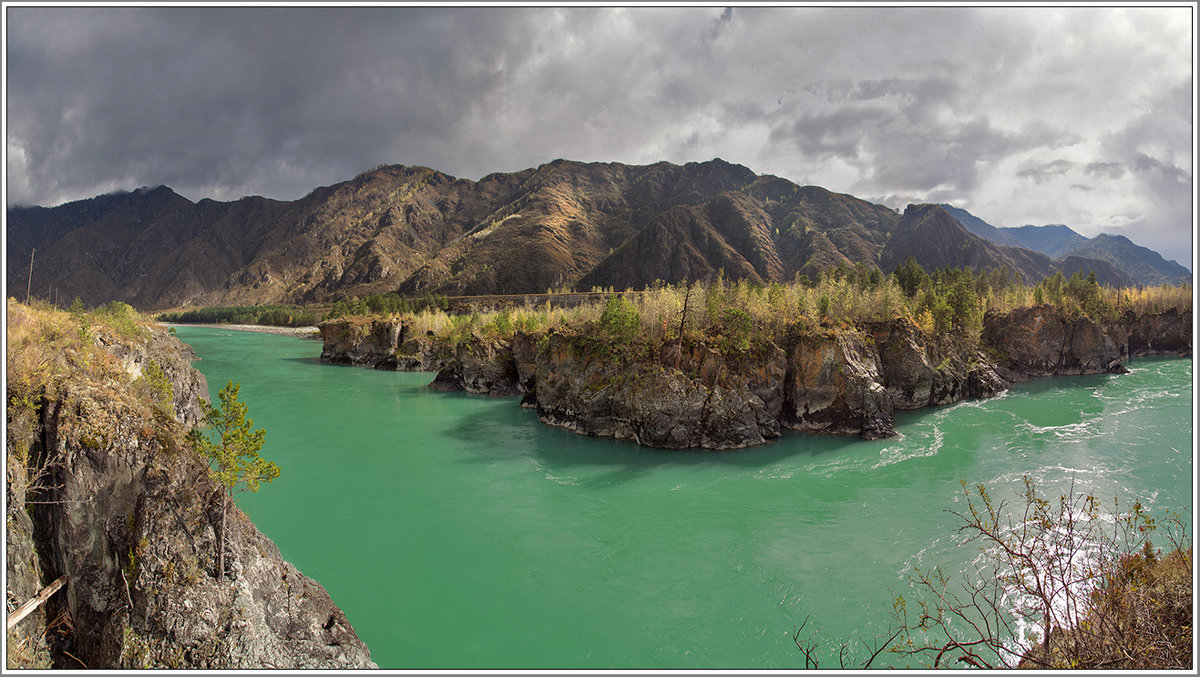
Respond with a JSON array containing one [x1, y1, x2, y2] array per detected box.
[[5, 4, 1194, 267]]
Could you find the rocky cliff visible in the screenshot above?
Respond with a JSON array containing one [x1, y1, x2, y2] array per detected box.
[[6, 301, 376, 669], [319, 305, 1190, 450], [530, 332, 788, 449]]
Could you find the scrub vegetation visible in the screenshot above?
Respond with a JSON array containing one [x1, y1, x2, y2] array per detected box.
[[321, 262, 1192, 356], [792, 477, 1192, 670], [187, 380, 279, 581]]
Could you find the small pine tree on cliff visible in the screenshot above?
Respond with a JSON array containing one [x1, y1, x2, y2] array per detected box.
[[188, 380, 279, 579]]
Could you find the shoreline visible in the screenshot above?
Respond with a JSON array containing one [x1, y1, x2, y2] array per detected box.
[[159, 322, 321, 338]]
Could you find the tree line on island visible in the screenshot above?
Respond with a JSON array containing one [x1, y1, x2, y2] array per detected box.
[[305, 261, 1190, 368], [158, 259, 1191, 354]]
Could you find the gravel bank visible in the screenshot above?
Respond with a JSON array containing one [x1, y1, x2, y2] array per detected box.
[[159, 323, 321, 339]]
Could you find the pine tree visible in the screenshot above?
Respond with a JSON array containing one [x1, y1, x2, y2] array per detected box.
[[188, 380, 279, 579]]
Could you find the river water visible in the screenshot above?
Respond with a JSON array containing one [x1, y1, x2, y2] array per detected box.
[[171, 326, 1193, 669]]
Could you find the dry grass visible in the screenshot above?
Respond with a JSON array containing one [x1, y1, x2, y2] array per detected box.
[[1071, 544, 1194, 669], [5, 298, 146, 407], [368, 277, 1190, 350], [5, 627, 52, 669]]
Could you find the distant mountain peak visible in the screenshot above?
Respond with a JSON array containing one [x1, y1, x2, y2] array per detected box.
[[940, 204, 1189, 286]]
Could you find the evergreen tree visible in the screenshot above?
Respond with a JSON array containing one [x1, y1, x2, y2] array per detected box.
[[893, 256, 929, 298], [188, 380, 279, 579]]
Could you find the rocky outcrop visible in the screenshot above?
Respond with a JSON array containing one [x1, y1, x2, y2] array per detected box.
[[319, 317, 405, 369], [780, 329, 894, 439], [94, 326, 211, 426], [981, 306, 1129, 377], [319, 317, 445, 371], [1105, 308, 1193, 359], [318, 305, 1189, 450], [532, 332, 787, 449], [428, 337, 521, 396], [872, 319, 1008, 409], [6, 319, 376, 669]]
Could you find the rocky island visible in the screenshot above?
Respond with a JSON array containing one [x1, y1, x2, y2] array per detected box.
[[319, 275, 1191, 450]]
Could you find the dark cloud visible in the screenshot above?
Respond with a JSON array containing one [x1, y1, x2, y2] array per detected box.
[[768, 104, 894, 159], [1018, 159, 1080, 184], [5, 5, 1192, 266], [1018, 159, 1129, 185]]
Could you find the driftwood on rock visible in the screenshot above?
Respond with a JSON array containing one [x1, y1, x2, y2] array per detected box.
[[6, 575, 67, 631]]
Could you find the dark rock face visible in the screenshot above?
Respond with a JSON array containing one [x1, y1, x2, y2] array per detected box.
[[781, 330, 895, 440], [319, 317, 404, 369], [872, 319, 936, 410], [1106, 308, 1193, 359], [871, 319, 1010, 410], [532, 332, 787, 449], [966, 352, 1010, 399], [7, 325, 376, 669], [319, 317, 445, 372], [511, 332, 542, 404], [429, 337, 521, 396], [982, 306, 1127, 376]]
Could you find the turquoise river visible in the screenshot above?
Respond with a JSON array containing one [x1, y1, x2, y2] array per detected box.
[[172, 326, 1193, 670]]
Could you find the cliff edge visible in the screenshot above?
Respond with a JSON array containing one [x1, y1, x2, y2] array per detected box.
[[6, 299, 376, 669]]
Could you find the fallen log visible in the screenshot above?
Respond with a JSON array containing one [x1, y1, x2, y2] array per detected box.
[[6, 575, 67, 631]]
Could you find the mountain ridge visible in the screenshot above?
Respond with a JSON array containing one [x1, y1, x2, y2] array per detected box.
[[6, 160, 1161, 310]]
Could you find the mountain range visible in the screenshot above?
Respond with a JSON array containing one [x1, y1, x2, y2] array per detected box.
[[4, 159, 1176, 311], [938, 204, 1190, 287]]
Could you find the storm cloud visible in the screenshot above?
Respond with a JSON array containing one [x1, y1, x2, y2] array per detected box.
[[5, 5, 1193, 267]]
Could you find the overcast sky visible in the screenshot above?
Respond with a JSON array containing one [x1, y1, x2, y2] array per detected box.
[[5, 4, 1195, 267]]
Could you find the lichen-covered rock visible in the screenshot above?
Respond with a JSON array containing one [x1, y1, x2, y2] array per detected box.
[[5, 406, 51, 667], [781, 329, 895, 440], [95, 326, 210, 426]]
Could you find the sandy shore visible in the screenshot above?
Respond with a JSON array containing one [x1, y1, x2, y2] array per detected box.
[[159, 322, 321, 339]]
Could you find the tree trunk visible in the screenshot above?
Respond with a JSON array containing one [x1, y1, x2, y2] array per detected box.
[[676, 286, 690, 370], [217, 491, 228, 579]]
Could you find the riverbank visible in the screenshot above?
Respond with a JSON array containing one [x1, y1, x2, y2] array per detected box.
[[159, 322, 321, 339]]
